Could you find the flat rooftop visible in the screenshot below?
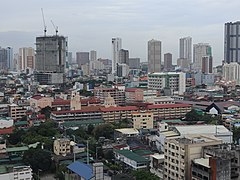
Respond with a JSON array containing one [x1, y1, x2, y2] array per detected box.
[[193, 158, 210, 168], [115, 128, 139, 135]]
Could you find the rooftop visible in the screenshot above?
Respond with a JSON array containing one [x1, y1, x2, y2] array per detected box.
[[115, 128, 139, 135], [67, 161, 93, 180], [193, 158, 210, 168], [114, 149, 149, 163]]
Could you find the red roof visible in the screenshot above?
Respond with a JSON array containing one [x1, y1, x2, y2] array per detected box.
[[0, 127, 14, 135], [31, 95, 44, 100], [125, 88, 143, 92], [52, 99, 70, 105], [52, 106, 102, 115], [100, 106, 139, 112], [52, 98, 101, 106], [147, 103, 192, 109]]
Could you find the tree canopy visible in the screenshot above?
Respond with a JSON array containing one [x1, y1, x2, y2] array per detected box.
[[132, 170, 159, 180]]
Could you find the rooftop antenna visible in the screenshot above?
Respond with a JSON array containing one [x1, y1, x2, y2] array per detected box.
[[41, 8, 47, 36], [51, 20, 58, 36]]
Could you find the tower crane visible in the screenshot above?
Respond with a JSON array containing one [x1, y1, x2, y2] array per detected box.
[[51, 20, 58, 36], [41, 8, 47, 36]]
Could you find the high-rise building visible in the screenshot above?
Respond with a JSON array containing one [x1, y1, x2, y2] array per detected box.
[[18, 47, 35, 72], [202, 56, 213, 74], [6, 47, 13, 70], [193, 43, 212, 72], [223, 62, 240, 85], [163, 53, 172, 71], [76, 52, 89, 67], [148, 39, 161, 73], [129, 58, 140, 69], [90, 50, 97, 61], [35, 35, 67, 84], [117, 63, 129, 77], [68, 52, 73, 64], [224, 21, 240, 63], [179, 37, 192, 65], [118, 49, 129, 65], [0, 47, 8, 71], [112, 38, 122, 74]]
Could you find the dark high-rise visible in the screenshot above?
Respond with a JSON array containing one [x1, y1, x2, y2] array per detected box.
[[224, 21, 240, 63]]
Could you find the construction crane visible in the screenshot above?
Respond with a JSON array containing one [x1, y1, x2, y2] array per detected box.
[[41, 8, 47, 36], [51, 20, 58, 36]]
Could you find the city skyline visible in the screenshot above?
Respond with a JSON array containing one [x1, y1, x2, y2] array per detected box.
[[1, 1, 240, 66]]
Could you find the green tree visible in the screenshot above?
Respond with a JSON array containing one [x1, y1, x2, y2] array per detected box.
[[185, 109, 202, 122], [132, 170, 159, 180], [23, 148, 52, 172], [233, 126, 240, 144], [87, 124, 94, 135], [93, 124, 114, 140], [8, 129, 26, 145]]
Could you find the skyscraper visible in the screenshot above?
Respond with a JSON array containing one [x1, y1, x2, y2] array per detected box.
[[6, 47, 13, 70], [193, 43, 212, 72], [90, 50, 97, 61], [119, 49, 129, 65], [224, 21, 240, 63], [0, 47, 13, 71], [112, 37, 122, 74], [164, 53, 172, 71], [148, 39, 161, 73], [35, 35, 67, 84], [202, 56, 213, 74], [18, 47, 35, 72], [76, 52, 89, 67], [179, 37, 192, 66]]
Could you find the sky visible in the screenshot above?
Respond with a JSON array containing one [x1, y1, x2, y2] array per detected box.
[[0, 0, 240, 66]]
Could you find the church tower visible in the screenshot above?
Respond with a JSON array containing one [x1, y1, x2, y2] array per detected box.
[[70, 91, 81, 110]]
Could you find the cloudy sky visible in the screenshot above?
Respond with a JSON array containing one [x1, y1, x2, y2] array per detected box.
[[0, 0, 240, 65]]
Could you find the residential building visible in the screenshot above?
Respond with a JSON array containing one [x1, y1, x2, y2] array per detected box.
[[223, 62, 240, 85], [90, 50, 97, 61], [164, 134, 223, 180], [193, 43, 212, 72], [76, 52, 89, 67], [129, 58, 140, 69], [18, 47, 35, 72], [35, 35, 67, 84], [112, 37, 122, 73], [145, 96, 175, 105], [53, 138, 71, 156], [202, 56, 213, 74], [114, 149, 149, 169], [30, 95, 53, 111], [177, 58, 189, 70], [0, 166, 33, 180], [116, 63, 129, 77], [179, 36, 192, 66], [68, 52, 73, 64], [150, 154, 164, 179], [119, 49, 129, 65], [132, 111, 154, 129], [163, 53, 172, 71], [148, 72, 186, 95], [224, 21, 240, 63], [148, 39, 161, 73], [0, 47, 9, 70], [6, 47, 13, 70], [94, 87, 125, 105], [114, 128, 139, 140], [0, 117, 14, 129], [8, 104, 27, 120], [125, 88, 144, 103]]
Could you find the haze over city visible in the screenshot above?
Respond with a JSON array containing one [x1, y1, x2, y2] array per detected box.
[[1, 0, 240, 65]]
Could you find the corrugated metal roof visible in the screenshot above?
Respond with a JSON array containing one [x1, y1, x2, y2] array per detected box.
[[67, 161, 93, 180]]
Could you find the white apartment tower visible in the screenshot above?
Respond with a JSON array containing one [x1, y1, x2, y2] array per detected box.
[[223, 62, 240, 85], [148, 39, 161, 73], [179, 37, 192, 67], [112, 38, 122, 74]]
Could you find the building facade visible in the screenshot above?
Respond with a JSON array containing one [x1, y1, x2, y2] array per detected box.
[[148, 72, 186, 95], [132, 111, 154, 129], [193, 43, 212, 72], [112, 37, 122, 74], [202, 56, 213, 74], [18, 47, 35, 72], [224, 21, 240, 63], [76, 52, 89, 67], [53, 138, 71, 156], [148, 39, 161, 73], [163, 53, 172, 71], [179, 36, 192, 66], [222, 62, 240, 85]]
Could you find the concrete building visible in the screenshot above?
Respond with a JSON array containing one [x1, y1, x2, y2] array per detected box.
[[0, 117, 14, 129], [76, 52, 89, 67], [164, 134, 223, 180], [132, 111, 154, 129], [148, 39, 161, 73], [193, 43, 212, 72], [116, 63, 129, 77], [53, 138, 71, 156], [129, 58, 140, 69], [202, 56, 213, 74], [179, 36, 192, 66], [112, 37, 122, 73], [224, 21, 240, 63], [18, 47, 35, 72], [0, 47, 13, 71], [148, 72, 186, 95], [30, 95, 53, 111], [125, 88, 144, 103], [223, 62, 240, 85], [163, 53, 172, 71], [0, 166, 33, 180], [35, 35, 67, 84], [8, 104, 26, 120], [177, 58, 189, 70], [194, 72, 215, 86], [118, 49, 129, 65], [70, 91, 81, 111], [90, 50, 97, 61], [6, 47, 13, 70], [68, 52, 73, 64]]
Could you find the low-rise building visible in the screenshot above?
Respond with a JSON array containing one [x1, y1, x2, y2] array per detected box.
[[125, 88, 144, 103], [8, 104, 27, 120], [0, 166, 33, 180], [132, 111, 153, 129], [54, 138, 71, 156], [114, 128, 139, 140], [164, 135, 223, 180]]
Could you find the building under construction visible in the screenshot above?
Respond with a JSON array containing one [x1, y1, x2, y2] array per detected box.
[[34, 35, 68, 85]]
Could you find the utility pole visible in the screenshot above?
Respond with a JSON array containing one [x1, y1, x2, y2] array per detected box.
[[72, 135, 76, 162], [87, 140, 89, 164]]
